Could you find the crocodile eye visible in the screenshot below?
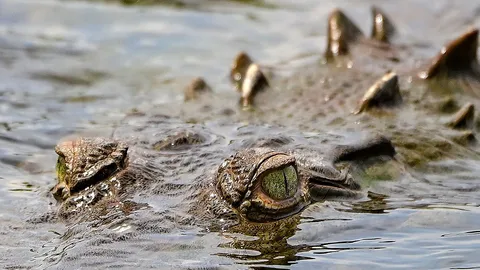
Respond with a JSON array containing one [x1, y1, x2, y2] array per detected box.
[[56, 156, 68, 184], [261, 165, 298, 200]]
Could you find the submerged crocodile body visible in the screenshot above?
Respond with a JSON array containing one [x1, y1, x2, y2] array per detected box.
[[50, 7, 480, 232], [180, 8, 480, 167]]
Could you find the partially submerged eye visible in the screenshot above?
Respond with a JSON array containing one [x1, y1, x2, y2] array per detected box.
[[261, 165, 298, 200], [56, 156, 68, 184]]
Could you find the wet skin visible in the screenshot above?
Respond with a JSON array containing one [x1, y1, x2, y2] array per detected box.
[[215, 8, 480, 166], [51, 6, 480, 228], [53, 134, 395, 224]]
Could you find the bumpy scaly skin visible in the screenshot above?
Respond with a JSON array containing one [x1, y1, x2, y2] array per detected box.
[[52, 7, 480, 225], [52, 138, 128, 201], [215, 148, 310, 222], [219, 9, 479, 167], [53, 132, 396, 224]]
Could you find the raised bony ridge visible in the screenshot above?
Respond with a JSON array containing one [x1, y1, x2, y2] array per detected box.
[[371, 6, 396, 43], [419, 28, 479, 79], [325, 9, 364, 60]]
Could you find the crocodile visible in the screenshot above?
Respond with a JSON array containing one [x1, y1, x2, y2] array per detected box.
[[52, 123, 396, 228], [50, 7, 480, 231], [182, 7, 480, 166]]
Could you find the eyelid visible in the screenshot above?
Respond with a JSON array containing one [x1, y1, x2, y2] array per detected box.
[[254, 154, 296, 180]]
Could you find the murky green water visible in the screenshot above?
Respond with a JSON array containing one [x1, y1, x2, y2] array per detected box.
[[1, 0, 480, 269]]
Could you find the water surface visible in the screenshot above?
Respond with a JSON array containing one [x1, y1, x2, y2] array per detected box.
[[1, 0, 480, 269]]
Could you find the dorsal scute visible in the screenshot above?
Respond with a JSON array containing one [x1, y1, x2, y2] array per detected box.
[[371, 6, 396, 43], [354, 71, 402, 114], [325, 9, 364, 60], [419, 28, 479, 79], [447, 103, 475, 130]]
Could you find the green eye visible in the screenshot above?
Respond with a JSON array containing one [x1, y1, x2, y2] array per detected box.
[[261, 165, 298, 200], [56, 156, 68, 184]]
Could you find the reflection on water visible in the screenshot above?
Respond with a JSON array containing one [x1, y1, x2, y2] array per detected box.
[[1, 0, 480, 269]]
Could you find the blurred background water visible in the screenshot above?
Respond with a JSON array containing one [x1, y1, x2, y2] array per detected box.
[[1, 0, 480, 269]]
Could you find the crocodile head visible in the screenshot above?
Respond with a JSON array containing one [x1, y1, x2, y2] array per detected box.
[[52, 138, 128, 201]]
